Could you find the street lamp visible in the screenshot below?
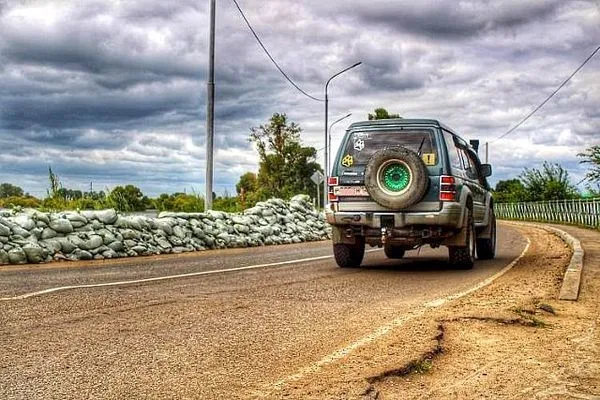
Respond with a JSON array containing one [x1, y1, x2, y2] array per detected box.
[[324, 62, 361, 208], [328, 113, 352, 173]]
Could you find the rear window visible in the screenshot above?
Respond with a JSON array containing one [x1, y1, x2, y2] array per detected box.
[[339, 129, 438, 167]]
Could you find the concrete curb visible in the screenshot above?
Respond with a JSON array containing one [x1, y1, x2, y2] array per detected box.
[[503, 221, 584, 301]]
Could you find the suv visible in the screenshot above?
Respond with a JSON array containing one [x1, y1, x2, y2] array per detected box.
[[325, 118, 495, 269]]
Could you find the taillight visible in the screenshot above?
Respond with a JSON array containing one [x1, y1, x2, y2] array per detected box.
[[328, 176, 339, 202], [439, 175, 457, 201]]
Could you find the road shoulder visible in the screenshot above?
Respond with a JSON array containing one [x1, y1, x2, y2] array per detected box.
[[275, 224, 600, 399]]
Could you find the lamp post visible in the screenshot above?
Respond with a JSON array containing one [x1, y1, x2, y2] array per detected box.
[[324, 62, 361, 207], [328, 113, 352, 173], [205, 0, 216, 210]]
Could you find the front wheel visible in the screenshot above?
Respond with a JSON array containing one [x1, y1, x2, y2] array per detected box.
[[448, 209, 475, 270], [333, 237, 365, 268]]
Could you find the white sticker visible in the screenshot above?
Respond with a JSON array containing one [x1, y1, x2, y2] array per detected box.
[[353, 138, 365, 151]]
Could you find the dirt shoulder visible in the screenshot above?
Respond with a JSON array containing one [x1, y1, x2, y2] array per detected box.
[[273, 224, 600, 399]]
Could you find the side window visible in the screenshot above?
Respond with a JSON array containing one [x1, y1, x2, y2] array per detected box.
[[443, 131, 462, 170], [458, 148, 470, 171], [462, 150, 481, 180]]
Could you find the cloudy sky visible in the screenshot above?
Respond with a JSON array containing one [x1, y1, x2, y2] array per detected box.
[[0, 0, 599, 198]]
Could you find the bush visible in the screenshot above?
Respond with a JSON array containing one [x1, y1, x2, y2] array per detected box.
[[0, 196, 41, 209], [154, 193, 204, 212], [214, 197, 243, 213]]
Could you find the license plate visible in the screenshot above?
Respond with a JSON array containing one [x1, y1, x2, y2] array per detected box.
[[333, 186, 369, 197]]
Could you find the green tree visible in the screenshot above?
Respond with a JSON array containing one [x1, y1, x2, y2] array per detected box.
[[578, 145, 600, 183], [236, 172, 259, 208], [493, 179, 529, 203], [0, 183, 24, 198], [105, 185, 146, 211], [236, 172, 257, 196], [519, 162, 578, 201], [249, 113, 322, 200], [368, 107, 400, 120]]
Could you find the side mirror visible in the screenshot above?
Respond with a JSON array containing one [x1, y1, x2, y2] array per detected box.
[[480, 164, 492, 178]]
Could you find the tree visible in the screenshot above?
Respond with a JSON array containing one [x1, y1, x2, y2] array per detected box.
[[0, 183, 24, 198], [519, 162, 578, 201], [236, 172, 258, 207], [578, 145, 600, 183], [368, 107, 400, 120], [105, 185, 146, 211], [493, 179, 529, 203], [249, 113, 322, 200], [236, 172, 257, 196]]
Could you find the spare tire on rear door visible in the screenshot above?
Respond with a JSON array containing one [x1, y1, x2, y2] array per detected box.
[[364, 147, 429, 209]]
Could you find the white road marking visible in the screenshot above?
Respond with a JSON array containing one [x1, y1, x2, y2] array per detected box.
[[0, 249, 382, 301], [271, 238, 532, 391]]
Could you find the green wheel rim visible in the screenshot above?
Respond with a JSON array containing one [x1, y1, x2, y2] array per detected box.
[[381, 163, 410, 192]]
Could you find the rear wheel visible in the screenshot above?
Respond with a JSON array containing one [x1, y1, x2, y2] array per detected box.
[[384, 244, 405, 259], [333, 237, 365, 268], [476, 210, 496, 260], [448, 209, 475, 269]]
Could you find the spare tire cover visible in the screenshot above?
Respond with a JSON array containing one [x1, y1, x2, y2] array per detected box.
[[364, 147, 429, 209]]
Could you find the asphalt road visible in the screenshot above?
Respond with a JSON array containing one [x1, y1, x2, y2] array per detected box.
[[0, 223, 526, 399]]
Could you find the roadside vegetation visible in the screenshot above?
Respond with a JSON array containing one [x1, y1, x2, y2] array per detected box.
[[493, 145, 600, 202]]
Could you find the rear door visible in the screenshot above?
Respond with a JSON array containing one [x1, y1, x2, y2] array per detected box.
[[457, 147, 486, 223], [332, 128, 442, 212]]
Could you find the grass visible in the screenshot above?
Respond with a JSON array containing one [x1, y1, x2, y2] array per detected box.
[[512, 307, 548, 328]]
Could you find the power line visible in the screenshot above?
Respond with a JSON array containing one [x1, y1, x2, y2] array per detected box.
[[230, 0, 323, 102], [492, 44, 600, 142]]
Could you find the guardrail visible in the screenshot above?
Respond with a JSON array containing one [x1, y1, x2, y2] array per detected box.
[[496, 198, 600, 229]]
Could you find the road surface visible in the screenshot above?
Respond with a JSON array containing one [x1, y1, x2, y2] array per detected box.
[[0, 223, 527, 399]]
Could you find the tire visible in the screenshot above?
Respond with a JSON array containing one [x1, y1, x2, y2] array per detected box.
[[476, 210, 496, 260], [384, 244, 405, 259], [448, 208, 475, 269], [364, 147, 429, 209], [333, 237, 365, 268]]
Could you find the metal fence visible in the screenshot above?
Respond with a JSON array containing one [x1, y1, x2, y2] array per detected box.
[[496, 198, 600, 229]]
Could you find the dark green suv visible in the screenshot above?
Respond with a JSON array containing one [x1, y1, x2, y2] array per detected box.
[[325, 118, 496, 269]]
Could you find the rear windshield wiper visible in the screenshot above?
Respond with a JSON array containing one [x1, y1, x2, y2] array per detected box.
[[416, 137, 426, 156]]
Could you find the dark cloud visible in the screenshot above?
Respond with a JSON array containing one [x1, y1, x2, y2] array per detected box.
[[317, 0, 564, 38]]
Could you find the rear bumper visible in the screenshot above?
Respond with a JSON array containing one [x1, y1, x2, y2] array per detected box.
[[325, 201, 465, 229]]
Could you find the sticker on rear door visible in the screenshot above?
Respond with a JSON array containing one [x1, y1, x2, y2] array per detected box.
[[353, 138, 365, 152], [341, 154, 354, 167], [422, 153, 436, 165]]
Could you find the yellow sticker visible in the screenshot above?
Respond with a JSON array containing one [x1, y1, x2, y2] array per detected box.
[[341, 154, 354, 167], [422, 153, 436, 165]]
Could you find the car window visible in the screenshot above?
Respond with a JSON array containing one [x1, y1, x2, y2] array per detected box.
[[340, 129, 438, 168], [443, 131, 462, 170], [458, 148, 470, 171], [461, 149, 480, 180]]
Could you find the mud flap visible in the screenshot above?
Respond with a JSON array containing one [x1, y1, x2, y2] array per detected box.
[[442, 211, 469, 247], [478, 217, 493, 239], [331, 225, 356, 245]]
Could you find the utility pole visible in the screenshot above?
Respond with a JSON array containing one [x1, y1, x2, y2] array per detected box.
[[485, 142, 489, 163], [205, 0, 216, 210]]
